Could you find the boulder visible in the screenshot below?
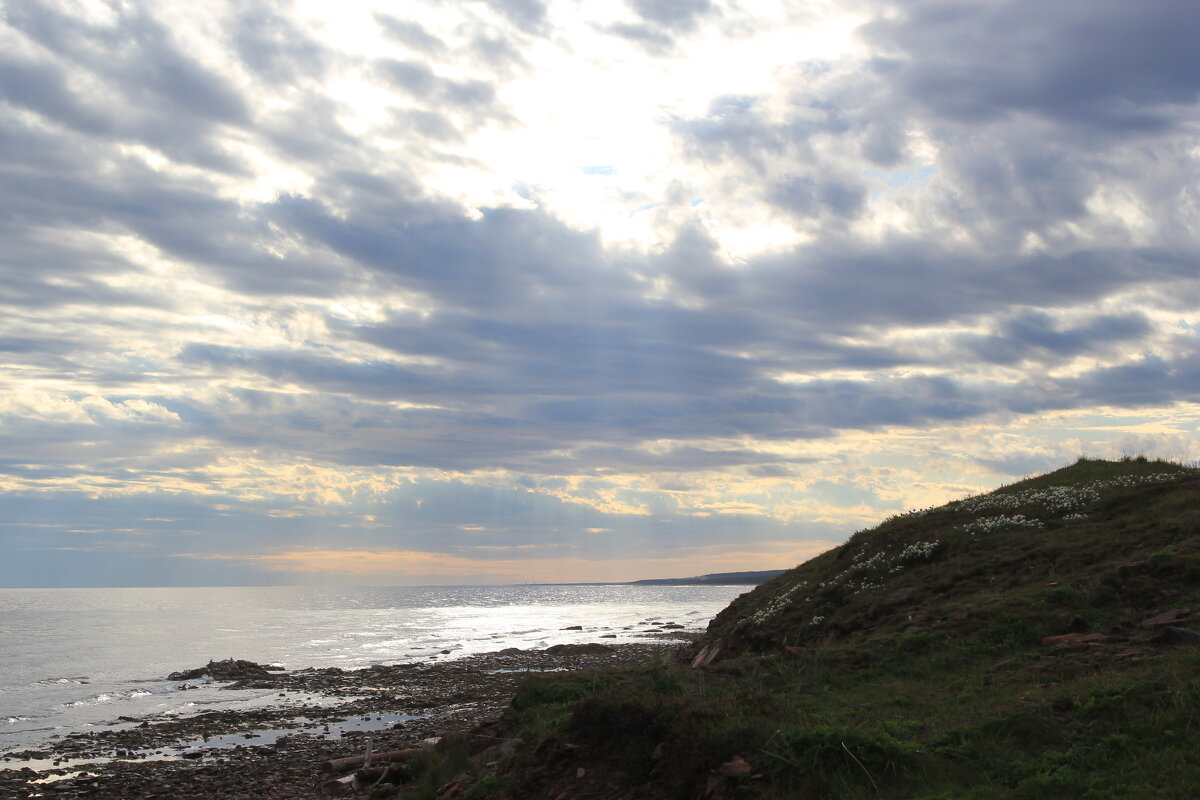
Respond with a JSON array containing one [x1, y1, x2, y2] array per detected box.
[[166, 658, 276, 682], [166, 666, 209, 681]]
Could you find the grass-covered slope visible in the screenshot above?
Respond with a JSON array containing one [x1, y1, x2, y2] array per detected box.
[[396, 458, 1200, 799], [708, 456, 1200, 653]]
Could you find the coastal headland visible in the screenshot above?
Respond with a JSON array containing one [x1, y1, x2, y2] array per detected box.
[[5, 457, 1200, 798]]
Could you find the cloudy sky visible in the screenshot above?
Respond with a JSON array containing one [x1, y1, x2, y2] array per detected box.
[[1, 0, 1198, 587]]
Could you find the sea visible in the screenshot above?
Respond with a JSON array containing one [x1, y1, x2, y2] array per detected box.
[[0, 584, 748, 754]]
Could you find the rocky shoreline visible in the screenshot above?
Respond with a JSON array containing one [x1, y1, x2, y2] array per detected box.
[[0, 640, 691, 799]]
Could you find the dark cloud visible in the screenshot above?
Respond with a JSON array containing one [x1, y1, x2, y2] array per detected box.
[[2, 0, 249, 171], [390, 108, 465, 142], [671, 95, 827, 172], [479, 0, 547, 33], [606, 23, 676, 55], [375, 15, 448, 55], [1066, 353, 1200, 409], [607, 0, 717, 53], [862, 0, 1200, 132], [0, 55, 115, 136], [375, 58, 511, 131], [179, 344, 439, 401], [736, 237, 1198, 338], [629, 0, 715, 32], [469, 35, 530, 76], [960, 310, 1153, 365], [230, 7, 331, 84], [767, 174, 867, 220]]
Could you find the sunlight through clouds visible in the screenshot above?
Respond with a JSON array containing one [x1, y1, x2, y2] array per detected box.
[[1, 0, 1198, 586]]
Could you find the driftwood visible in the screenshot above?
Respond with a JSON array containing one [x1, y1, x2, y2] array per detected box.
[[320, 764, 411, 796], [320, 773, 356, 796], [320, 747, 425, 774]]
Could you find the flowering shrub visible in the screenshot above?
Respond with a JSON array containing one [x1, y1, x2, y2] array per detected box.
[[748, 538, 941, 629], [897, 541, 940, 564], [952, 472, 1187, 536], [956, 485, 1098, 515], [960, 514, 1043, 536], [954, 472, 1186, 516], [751, 581, 807, 623]]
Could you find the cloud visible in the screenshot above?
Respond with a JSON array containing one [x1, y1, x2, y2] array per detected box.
[[479, 0, 548, 33], [861, 0, 1200, 133], [1, 0, 1199, 586], [628, 0, 716, 32], [605, 0, 719, 54], [375, 15, 448, 55], [958, 310, 1154, 366], [2, 0, 249, 170], [229, 7, 331, 85]]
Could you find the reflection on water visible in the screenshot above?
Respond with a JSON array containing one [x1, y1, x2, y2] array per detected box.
[[0, 584, 749, 752]]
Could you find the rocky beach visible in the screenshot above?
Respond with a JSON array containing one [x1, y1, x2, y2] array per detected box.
[[1, 637, 690, 799]]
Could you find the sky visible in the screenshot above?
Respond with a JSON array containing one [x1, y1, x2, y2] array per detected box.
[[1, 0, 1198, 588]]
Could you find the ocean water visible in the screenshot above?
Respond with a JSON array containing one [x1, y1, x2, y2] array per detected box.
[[0, 584, 747, 752]]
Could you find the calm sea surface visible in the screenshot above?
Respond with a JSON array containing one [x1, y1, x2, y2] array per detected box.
[[0, 584, 747, 752]]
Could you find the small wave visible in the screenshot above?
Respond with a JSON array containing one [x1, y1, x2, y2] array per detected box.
[[62, 694, 112, 707], [37, 676, 90, 686], [6, 716, 31, 724], [61, 689, 153, 708]]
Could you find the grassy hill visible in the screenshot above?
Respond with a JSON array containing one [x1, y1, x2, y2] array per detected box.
[[394, 457, 1200, 799]]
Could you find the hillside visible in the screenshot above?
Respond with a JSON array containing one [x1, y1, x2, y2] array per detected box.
[[389, 457, 1200, 799], [704, 455, 1200, 653]]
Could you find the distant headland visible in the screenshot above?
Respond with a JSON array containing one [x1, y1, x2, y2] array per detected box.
[[627, 569, 786, 586]]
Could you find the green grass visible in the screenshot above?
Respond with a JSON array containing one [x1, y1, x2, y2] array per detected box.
[[392, 459, 1200, 799]]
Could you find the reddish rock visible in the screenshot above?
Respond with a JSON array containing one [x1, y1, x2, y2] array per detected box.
[[718, 755, 753, 778], [1141, 609, 1191, 628], [1040, 632, 1107, 646]]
